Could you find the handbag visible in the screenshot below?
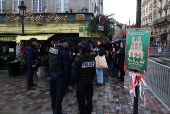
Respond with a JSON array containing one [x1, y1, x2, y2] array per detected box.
[[95, 55, 108, 69]]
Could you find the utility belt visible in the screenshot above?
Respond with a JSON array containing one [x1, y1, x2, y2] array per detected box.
[[51, 71, 65, 77]]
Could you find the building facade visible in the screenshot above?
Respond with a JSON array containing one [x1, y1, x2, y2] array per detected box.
[[141, 0, 170, 45], [1, 0, 103, 16], [114, 24, 126, 39]]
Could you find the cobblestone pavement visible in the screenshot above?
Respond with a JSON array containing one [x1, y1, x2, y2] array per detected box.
[[0, 70, 169, 114]]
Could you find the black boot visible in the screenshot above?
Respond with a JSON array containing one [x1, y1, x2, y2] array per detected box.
[[27, 86, 35, 90], [31, 83, 37, 86]]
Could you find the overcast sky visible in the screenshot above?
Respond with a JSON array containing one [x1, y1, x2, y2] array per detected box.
[[104, 0, 137, 25]]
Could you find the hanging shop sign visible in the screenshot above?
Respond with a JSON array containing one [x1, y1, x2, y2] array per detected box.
[[81, 7, 88, 12], [76, 14, 84, 20], [0, 37, 16, 42], [124, 27, 151, 76]]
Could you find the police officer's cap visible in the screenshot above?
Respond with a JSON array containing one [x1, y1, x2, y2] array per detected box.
[[58, 36, 68, 43], [30, 38, 37, 42], [80, 42, 88, 50]]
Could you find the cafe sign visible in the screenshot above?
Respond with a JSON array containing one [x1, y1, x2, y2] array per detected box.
[[124, 28, 151, 76], [76, 14, 84, 20], [4, 13, 68, 21]]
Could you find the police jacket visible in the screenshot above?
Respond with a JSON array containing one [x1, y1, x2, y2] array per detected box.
[[26, 44, 36, 66], [49, 45, 71, 79], [70, 53, 96, 85]]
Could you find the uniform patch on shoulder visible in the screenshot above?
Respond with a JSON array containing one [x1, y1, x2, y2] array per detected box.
[[49, 47, 58, 54], [82, 61, 95, 68]]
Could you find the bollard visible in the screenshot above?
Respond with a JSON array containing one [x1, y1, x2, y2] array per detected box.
[[38, 67, 47, 78]]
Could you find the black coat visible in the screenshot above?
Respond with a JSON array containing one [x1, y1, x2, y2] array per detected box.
[[116, 48, 125, 71]]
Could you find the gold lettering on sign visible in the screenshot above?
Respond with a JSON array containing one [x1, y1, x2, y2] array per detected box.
[[25, 13, 44, 21], [4, 13, 68, 21], [46, 13, 68, 21], [4, 14, 20, 21]]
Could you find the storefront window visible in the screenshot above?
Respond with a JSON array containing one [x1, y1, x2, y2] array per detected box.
[[14, 0, 22, 13], [0, 0, 4, 13], [0, 42, 15, 69], [33, 0, 44, 13]]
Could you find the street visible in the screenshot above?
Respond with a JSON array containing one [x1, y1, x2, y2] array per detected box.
[[0, 70, 169, 114]]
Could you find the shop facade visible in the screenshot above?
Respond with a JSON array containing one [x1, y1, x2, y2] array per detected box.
[[0, 13, 99, 70], [0, 36, 17, 70]]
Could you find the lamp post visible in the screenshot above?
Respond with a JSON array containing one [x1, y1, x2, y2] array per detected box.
[[18, 1, 27, 36]]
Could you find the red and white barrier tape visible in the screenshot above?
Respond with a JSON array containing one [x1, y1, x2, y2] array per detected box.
[[130, 73, 147, 107]]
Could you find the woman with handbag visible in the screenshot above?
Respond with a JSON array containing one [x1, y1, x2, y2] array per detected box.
[[96, 40, 107, 85], [116, 42, 126, 82]]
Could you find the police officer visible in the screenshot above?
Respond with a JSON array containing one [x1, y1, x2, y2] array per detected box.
[[70, 42, 96, 114], [26, 38, 38, 90], [49, 37, 71, 114]]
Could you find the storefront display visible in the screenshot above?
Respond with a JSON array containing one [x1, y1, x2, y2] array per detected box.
[[0, 42, 16, 70]]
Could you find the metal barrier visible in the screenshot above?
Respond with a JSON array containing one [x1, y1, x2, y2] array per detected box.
[[143, 59, 170, 111], [149, 46, 170, 57]]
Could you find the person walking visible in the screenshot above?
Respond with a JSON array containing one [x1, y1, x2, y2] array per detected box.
[[96, 40, 106, 85], [70, 42, 95, 114], [48, 37, 71, 114], [116, 42, 126, 82], [26, 38, 38, 90]]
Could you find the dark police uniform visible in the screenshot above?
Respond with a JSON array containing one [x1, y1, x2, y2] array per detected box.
[[26, 38, 37, 90], [49, 37, 71, 114], [70, 42, 95, 114]]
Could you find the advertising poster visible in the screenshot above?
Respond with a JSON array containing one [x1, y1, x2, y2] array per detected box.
[[124, 28, 151, 76]]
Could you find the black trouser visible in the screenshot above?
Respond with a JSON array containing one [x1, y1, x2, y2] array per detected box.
[[120, 70, 125, 81], [27, 66, 34, 86], [50, 72, 66, 113], [76, 77, 93, 114]]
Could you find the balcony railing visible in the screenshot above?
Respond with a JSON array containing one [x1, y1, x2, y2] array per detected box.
[[158, 7, 163, 12], [163, 4, 168, 10]]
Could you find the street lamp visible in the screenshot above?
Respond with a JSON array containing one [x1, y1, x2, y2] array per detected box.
[[18, 1, 27, 36]]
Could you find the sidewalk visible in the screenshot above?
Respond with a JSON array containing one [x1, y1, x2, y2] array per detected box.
[[0, 70, 169, 114]]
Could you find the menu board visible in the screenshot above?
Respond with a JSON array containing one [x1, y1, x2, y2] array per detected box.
[[124, 28, 151, 76]]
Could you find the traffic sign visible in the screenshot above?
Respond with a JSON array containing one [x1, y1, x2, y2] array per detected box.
[[98, 26, 104, 31], [99, 16, 104, 26]]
